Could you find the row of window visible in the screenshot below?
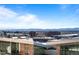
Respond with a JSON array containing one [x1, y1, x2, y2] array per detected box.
[[61, 45, 79, 55]]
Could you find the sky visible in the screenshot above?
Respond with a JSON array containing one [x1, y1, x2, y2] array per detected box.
[[0, 4, 79, 29]]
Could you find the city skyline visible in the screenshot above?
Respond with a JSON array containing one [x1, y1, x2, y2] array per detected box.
[[0, 4, 79, 29]]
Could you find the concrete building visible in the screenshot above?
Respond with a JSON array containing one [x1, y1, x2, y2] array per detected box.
[[46, 38, 79, 55], [0, 37, 34, 55], [33, 37, 79, 55], [1, 35, 79, 55]]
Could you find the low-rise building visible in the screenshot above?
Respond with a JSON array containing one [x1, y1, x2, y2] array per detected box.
[[0, 37, 34, 55], [33, 37, 79, 55]]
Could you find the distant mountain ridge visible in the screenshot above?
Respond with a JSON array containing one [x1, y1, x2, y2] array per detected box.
[[1, 28, 79, 32]]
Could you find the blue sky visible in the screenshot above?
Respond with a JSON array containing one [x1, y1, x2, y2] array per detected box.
[[0, 4, 79, 29]]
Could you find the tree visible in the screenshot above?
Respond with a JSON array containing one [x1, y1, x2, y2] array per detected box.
[[29, 31, 36, 37]]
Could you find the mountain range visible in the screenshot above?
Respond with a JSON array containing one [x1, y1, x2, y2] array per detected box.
[[1, 28, 79, 32]]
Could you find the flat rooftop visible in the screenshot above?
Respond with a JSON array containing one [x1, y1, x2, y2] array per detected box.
[[34, 37, 79, 47], [47, 38, 79, 46], [0, 37, 79, 46], [0, 37, 33, 44]]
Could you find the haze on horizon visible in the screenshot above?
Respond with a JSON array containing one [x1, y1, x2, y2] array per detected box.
[[0, 4, 79, 29]]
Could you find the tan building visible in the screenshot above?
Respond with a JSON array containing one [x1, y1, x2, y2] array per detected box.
[[33, 37, 79, 55], [1, 36, 79, 55], [43, 38, 79, 55], [0, 37, 34, 55]]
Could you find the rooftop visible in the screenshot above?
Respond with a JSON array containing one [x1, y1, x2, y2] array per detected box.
[[34, 37, 79, 47], [0, 37, 33, 44], [47, 38, 79, 46]]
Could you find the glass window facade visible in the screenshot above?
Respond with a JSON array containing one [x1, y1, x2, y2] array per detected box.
[[61, 44, 79, 55], [34, 45, 46, 55], [0, 41, 33, 55], [34, 45, 57, 55], [11, 42, 19, 55], [0, 41, 19, 55]]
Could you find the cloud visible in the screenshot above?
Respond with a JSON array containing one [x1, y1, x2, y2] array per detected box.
[[0, 6, 51, 29], [0, 5, 77, 29], [0, 6, 17, 19], [60, 4, 70, 10]]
